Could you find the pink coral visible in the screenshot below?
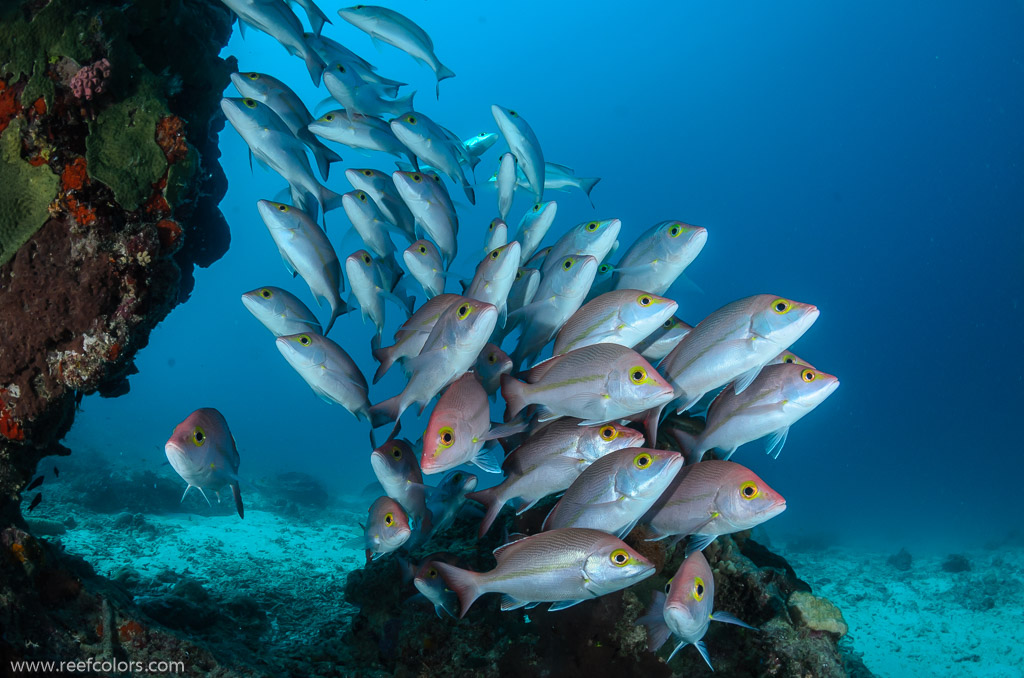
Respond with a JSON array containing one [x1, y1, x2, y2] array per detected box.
[[69, 58, 111, 101]]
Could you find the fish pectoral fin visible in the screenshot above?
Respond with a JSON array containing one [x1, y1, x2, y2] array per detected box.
[[732, 365, 765, 395], [471, 445, 503, 474], [196, 487, 213, 508], [694, 640, 714, 670], [615, 518, 641, 540], [711, 610, 757, 630], [548, 599, 586, 612], [763, 427, 790, 459], [500, 595, 530, 612], [685, 533, 717, 556]]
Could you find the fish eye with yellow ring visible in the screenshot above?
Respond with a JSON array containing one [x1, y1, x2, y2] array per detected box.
[[335, 63, 346, 72], [242, 98, 258, 109], [771, 298, 792, 314], [599, 425, 618, 441], [404, 115, 417, 125], [192, 427, 206, 447], [438, 427, 455, 448], [490, 249, 500, 259], [323, 113, 335, 122], [600, 264, 611, 274], [509, 110, 518, 117], [562, 258, 574, 270], [585, 221, 599, 231], [390, 446, 403, 460], [411, 173, 423, 183], [276, 203, 289, 212], [515, 270, 523, 280], [609, 549, 630, 567], [361, 169, 374, 177], [668, 223, 684, 238], [801, 368, 817, 383], [418, 245, 427, 254], [260, 288, 273, 299], [663, 317, 675, 328], [693, 576, 705, 601], [740, 480, 760, 500], [633, 452, 652, 469], [487, 353, 497, 364], [296, 334, 313, 347], [383, 512, 394, 527], [357, 191, 367, 202], [665, 578, 673, 594], [532, 203, 541, 212], [361, 253, 372, 264], [783, 354, 796, 363], [427, 568, 438, 578], [637, 294, 653, 307], [629, 366, 650, 384], [456, 304, 473, 319], [245, 72, 260, 80]]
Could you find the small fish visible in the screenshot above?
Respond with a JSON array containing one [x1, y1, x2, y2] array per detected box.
[[491, 105, 545, 202], [403, 239, 446, 299], [583, 262, 619, 303], [514, 201, 557, 264], [345, 249, 412, 339], [484, 218, 508, 253], [342, 190, 397, 260], [393, 170, 460, 265], [463, 241, 521, 327], [308, 110, 410, 161], [230, 72, 341, 180], [306, 33, 405, 90], [27, 493, 42, 512], [435, 528, 655, 616], [369, 426, 430, 535], [25, 476, 43, 492], [391, 113, 475, 205], [669, 363, 839, 463], [553, 289, 678, 356], [414, 553, 463, 618], [612, 221, 708, 296], [323, 62, 415, 119], [256, 200, 347, 333], [346, 168, 417, 243], [241, 286, 323, 337], [164, 408, 244, 518], [338, 5, 455, 97], [466, 419, 645, 536], [502, 343, 675, 426], [425, 470, 478, 538], [420, 373, 504, 475], [637, 550, 756, 669], [360, 496, 412, 561], [372, 293, 461, 383], [473, 343, 512, 397], [496, 152, 517, 221], [219, 0, 325, 85], [642, 460, 786, 554], [634, 316, 692, 362], [492, 162, 601, 205], [541, 218, 621, 275], [276, 332, 372, 422], [463, 132, 498, 165]]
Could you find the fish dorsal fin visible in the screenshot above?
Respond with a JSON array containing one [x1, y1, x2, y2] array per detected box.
[[492, 534, 530, 559], [524, 353, 564, 383]]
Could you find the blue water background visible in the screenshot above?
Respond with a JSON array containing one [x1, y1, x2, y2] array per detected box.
[[65, 1, 1024, 550]]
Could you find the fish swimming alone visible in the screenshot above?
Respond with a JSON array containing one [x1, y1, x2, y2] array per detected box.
[[164, 408, 244, 518]]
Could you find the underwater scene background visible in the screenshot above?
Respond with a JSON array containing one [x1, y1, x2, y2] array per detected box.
[[16, 0, 1023, 676]]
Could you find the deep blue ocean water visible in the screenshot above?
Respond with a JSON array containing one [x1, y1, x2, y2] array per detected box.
[[65, 0, 1024, 552]]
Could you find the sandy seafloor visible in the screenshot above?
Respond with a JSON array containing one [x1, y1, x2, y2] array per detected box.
[[20, 451, 1024, 677]]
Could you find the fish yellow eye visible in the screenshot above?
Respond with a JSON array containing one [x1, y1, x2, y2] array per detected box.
[[246, 73, 260, 80], [532, 203, 541, 213], [633, 452, 652, 469], [357, 191, 367, 202], [489, 219, 497, 230], [665, 578, 673, 594], [391, 446, 402, 460], [243, 98, 258, 109], [668, 223, 683, 238], [457, 304, 473, 319], [783, 354, 796, 363], [609, 549, 630, 567], [361, 169, 373, 177], [663, 317, 675, 328], [411, 173, 422, 183], [515, 270, 523, 280], [740, 480, 759, 500], [383, 512, 394, 527], [362, 253, 372, 264], [418, 245, 427, 254], [192, 427, 206, 446], [638, 295, 653, 306], [801, 368, 816, 382], [693, 576, 705, 601], [260, 288, 272, 299], [629, 366, 648, 384], [335, 64, 346, 72], [324, 113, 335, 122], [405, 115, 417, 124], [772, 298, 791, 314], [297, 334, 312, 346], [599, 264, 611, 274], [487, 353, 497, 364], [599, 425, 618, 441], [509, 110, 518, 117], [489, 249, 500, 260], [427, 568, 438, 578], [562, 258, 574, 270], [585, 221, 599, 232], [438, 427, 455, 448], [277, 204, 289, 212]]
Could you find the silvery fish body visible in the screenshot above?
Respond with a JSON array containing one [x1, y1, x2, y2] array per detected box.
[[492, 162, 600, 204], [369, 432, 430, 534], [634, 316, 692, 362], [276, 332, 371, 421], [220, 0, 324, 84], [484, 218, 508, 253], [514, 201, 557, 264], [308, 110, 410, 160], [403, 239, 446, 298], [414, 553, 463, 618], [541, 218, 621, 275], [464, 132, 498, 163], [371, 293, 461, 383], [425, 471, 478, 537], [164, 408, 244, 518], [342, 189, 397, 260], [256, 200, 346, 333], [492, 105, 545, 202], [391, 113, 475, 205], [346, 168, 417, 243], [464, 241, 521, 325], [241, 286, 323, 337], [553, 289, 678, 356], [345, 249, 411, 339], [323, 62, 415, 118], [393, 170, 459, 265], [361, 496, 412, 560], [473, 343, 512, 396], [306, 33, 406, 89], [421, 373, 497, 475], [497, 152, 517, 220], [613, 220, 708, 296]]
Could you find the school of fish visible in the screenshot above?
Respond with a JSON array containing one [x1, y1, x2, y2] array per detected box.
[[161, 2, 841, 669]]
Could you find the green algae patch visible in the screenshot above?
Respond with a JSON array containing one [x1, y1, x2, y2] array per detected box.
[[85, 93, 168, 211], [0, 119, 58, 266]]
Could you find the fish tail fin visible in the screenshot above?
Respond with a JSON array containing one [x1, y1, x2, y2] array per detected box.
[[465, 486, 505, 538], [320, 185, 345, 213], [371, 344, 395, 384], [369, 394, 402, 428], [579, 176, 601, 205], [303, 46, 325, 87], [313, 143, 343, 181], [433, 562, 482, 618], [644, 404, 665, 446], [396, 90, 416, 115], [666, 427, 704, 465], [499, 373, 530, 420], [230, 481, 244, 519], [462, 181, 476, 206], [435, 63, 455, 99]]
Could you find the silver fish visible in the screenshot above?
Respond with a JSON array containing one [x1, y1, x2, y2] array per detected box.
[[491, 162, 600, 205], [323, 62, 415, 119], [276, 332, 371, 421], [420, 373, 503, 475], [291, 0, 329, 36], [305, 33, 406, 89], [241, 286, 323, 337], [613, 221, 708, 296], [371, 293, 461, 383], [425, 471, 478, 538], [507, 267, 540, 317], [491, 105, 544, 202], [345, 249, 412, 339], [414, 553, 463, 618], [220, 0, 325, 85], [403, 239, 446, 299], [634, 316, 692, 362], [463, 241, 521, 326], [473, 343, 512, 397], [464, 132, 498, 165], [164, 408, 243, 518], [541, 218, 621, 275], [391, 113, 475, 205], [393, 170, 459, 265], [342, 189, 397, 260], [360, 496, 412, 560], [308, 109, 411, 161], [769, 350, 815, 368], [553, 289, 678, 356], [496, 152, 517, 221], [484, 217, 508, 253], [346, 168, 417, 243], [514, 200, 557, 264]]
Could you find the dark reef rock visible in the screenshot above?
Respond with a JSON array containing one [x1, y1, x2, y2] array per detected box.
[[941, 553, 972, 573], [887, 547, 913, 571]]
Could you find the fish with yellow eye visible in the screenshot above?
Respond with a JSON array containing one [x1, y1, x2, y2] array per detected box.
[[413, 552, 464, 619], [306, 33, 407, 91], [463, 132, 498, 167], [420, 373, 524, 476], [634, 315, 692, 362], [645, 294, 820, 445], [638, 550, 756, 669], [542, 447, 684, 538], [403, 239, 447, 299], [390, 112, 476, 205], [241, 286, 323, 337], [322, 60, 416, 119], [582, 261, 619, 304], [354, 496, 412, 562], [424, 469, 478, 538], [472, 343, 512, 398], [369, 423, 429, 533], [307, 109, 412, 162], [502, 343, 674, 427], [392, 170, 460, 266], [275, 332, 372, 423], [462, 241, 521, 328], [371, 294, 462, 383], [769, 350, 815, 368], [611, 220, 708, 297], [491, 105, 545, 203], [513, 201, 557, 265], [642, 459, 786, 555], [229, 72, 341, 180], [466, 419, 645, 537], [505, 267, 540, 324], [164, 408, 244, 519], [217, 0, 325, 85], [345, 249, 415, 340], [345, 168, 417, 244], [508, 254, 599, 369], [484, 217, 508, 254], [553, 289, 679, 356], [540, 218, 621, 276], [668, 363, 840, 464], [369, 297, 498, 429], [341, 189, 401, 264], [434, 528, 655, 617], [524, 245, 552, 270], [222, 100, 343, 219], [256, 199, 348, 334], [496, 152, 518, 221]]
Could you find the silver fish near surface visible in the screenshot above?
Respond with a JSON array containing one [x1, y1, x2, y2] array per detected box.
[[256, 200, 347, 333], [393, 170, 460, 266], [346, 168, 417, 243], [612, 220, 708, 296], [435, 528, 655, 616], [492, 105, 545, 203], [276, 332, 372, 422], [542, 447, 684, 538], [637, 550, 755, 669], [164, 408, 244, 518], [219, 0, 325, 85], [241, 286, 323, 337], [553, 289, 678, 356]]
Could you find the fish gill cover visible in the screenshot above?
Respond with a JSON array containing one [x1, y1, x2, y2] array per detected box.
[[4, 1, 1024, 677]]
